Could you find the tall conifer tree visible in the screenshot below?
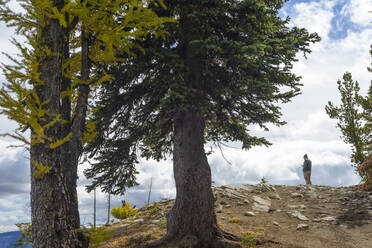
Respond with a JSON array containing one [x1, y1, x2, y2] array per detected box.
[[0, 0, 169, 246], [326, 73, 367, 166], [85, 0, 320, 246], [326, 46, 372, 188]]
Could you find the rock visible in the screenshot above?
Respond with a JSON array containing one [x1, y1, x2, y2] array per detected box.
[[237, 202, 244, 206], [251, 195, 271, 212], [223, 188, 247, 201], [236, 184, 255, 193], [221, 185, 233, 190], [244, 199, 250, 204], [289, 211, 309, 221], [306, 191, 318, 198], [132, 218, 144, 223], [312, 219, 321, 223], [345, 190, 357, 197], [252, 202, 270, 212], [252, 196, 271, 206], [225, 204, 231, 208], [256, 183, 276, 192], [332, 220, 340, 225], [269, 193, 281, 200], [244, 211, 255, 216], [321, 216, 336, 221], [297, 224, 309, 230], [150, 220, 160, 224], [290, 193, 304, 198], [273, 221, 280, 226], [316, 211, 331, 215], [220, 200, 228, 205], [288, 204, 306, 209]]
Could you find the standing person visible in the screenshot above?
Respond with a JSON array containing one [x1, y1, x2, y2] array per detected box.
[[302, 154, 312, 185]]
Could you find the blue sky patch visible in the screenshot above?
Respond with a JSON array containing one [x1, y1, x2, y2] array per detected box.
[[281, 0, 370, 41]]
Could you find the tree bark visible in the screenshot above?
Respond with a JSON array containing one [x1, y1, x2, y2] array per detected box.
[[162, 111, 240, 248], [166, 111, 216, 243], [30, 2, 88, 247]]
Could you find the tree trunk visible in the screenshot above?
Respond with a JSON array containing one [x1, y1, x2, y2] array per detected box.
[[141, 3, 240, 247], [30, 3, 88, 247], [31, 147, 86, 248], [163, 111, 240, 248]]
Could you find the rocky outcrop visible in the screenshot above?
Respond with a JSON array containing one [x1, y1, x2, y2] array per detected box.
[[111, 183, 372, 248]]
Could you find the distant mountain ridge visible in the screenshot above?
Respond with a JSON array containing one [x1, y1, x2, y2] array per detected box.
[[0, 231, 22, 248]]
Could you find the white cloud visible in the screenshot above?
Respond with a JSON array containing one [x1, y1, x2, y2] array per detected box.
[[0, 225, 18, 233], [343, 0, 372, 27], [280, 4, 372, 123], [0, 140, 21, 162], [0, 209, 30, 224], [207, 137, 356, 186], [291, 22, 371, 89], [290, 0, 336, 43]]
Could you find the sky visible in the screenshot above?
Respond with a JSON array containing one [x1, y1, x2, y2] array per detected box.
[[0, 0, 371, 233]]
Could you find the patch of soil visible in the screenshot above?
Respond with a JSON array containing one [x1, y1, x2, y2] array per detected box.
[[98, 184, 372, 248]]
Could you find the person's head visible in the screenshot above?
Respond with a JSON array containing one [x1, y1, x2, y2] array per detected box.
[[303, 154, 308, 159]]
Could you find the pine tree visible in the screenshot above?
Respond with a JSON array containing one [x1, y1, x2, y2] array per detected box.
[[0, 0, 169, 246], [326, 46, 372, 183], [325, 73, 366, 166], [85, 0, 320, 246], [360, 47, 372, 153]]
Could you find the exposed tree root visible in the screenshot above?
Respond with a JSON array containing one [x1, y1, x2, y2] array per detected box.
[[135, 230, 242, 248]]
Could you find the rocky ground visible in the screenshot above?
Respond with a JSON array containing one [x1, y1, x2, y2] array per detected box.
[[99, 183, 372, 248]]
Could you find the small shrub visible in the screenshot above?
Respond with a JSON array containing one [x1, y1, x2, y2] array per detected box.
[[111, 202, 138, 220], [241, 231, 257, 247], [260, 177, 268, 184], [151, 233, 162, 239], [228, 217, 241, 223], [148, 202, 160, 214], [159, 220, 167, 229], [241, 230, 265, 248], [11, 223, 32, 247], [79, 225, 113, 248], [226, 210, 232, 215]]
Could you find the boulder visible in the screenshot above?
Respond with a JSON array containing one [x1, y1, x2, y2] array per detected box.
[[244, 211, 255, 217], [297, 224, 309, 230]]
